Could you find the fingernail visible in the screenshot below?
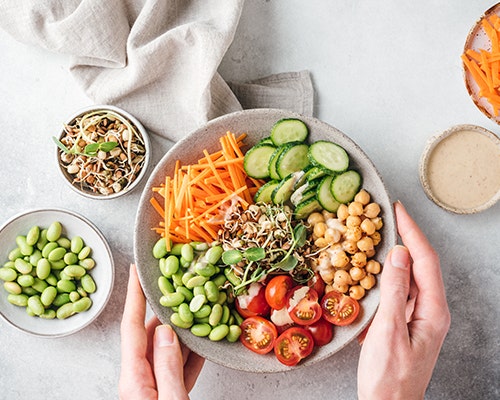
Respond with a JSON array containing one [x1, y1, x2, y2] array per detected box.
[[391, 245, 410, 269], [156, 325, 175, 347]]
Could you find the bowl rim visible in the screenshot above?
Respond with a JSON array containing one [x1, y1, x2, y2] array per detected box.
[[419, 124, 500, 214], [0, 207, 115, 337], [55, 104, 151, 200]]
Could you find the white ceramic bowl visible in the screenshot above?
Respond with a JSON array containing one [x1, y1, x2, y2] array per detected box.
[[134, 109, 397, 372], [55, 105, 151, 199], [0, 208, 114, 337]]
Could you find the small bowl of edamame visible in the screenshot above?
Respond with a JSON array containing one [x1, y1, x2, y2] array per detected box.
[[54, 105, 151, 199], [0, 208, 114, 337]]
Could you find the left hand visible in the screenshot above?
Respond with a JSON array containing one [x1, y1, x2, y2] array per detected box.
[[119, 264, 205, 400]]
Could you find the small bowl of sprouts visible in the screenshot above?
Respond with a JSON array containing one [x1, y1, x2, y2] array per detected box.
[[54, 105, 151, 199]]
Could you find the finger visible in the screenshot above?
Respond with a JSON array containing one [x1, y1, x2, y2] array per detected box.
[[377, 244, 412, 325], [154, 325, 189, 400], [145, 316, 162, 367], [394, 202, 449, 320], [183, 352, 205, 392]]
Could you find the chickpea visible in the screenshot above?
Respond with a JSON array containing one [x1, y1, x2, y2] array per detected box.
[[322, 210, 335, 220], [307, 212, 325, 226], [360, 273, 376, 290], [348, 201, 364, 216], [315, 237, 330, 248], [342, 240, 358, 254], [366, 259, 381, 274], [346, 215, 362, 228], [349, 285, 365, 300], [313, 222, 327, 238], [349, 266, 366, 281], [351, 251, 367, 268], [364, 248, 376, 258], [364, 202, 381, 219], [331, 249, 350, 269], [371, 217, 384, 231], [354, 189, 371, 205], [360, 218, 376, 235], [319, 267, 335, 284], [334, 270, 352, 285], [345, 226, 362, 242], [357, 236, 374, 252], [336, 204, 349, 221], [332, 281, 349, 294], [324, 284, 335, 294], [324, 228, 341, 243], [370, 232, 382, 246]]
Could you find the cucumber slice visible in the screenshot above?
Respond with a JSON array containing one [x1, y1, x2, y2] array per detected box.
[[243, 144, 276, 179], [290, 182, 317, 206], [294, 165, 329, 189], [294, 197, 322, 220], [308, 141, 349, 173], [257, 136, 274, 145], [331, 170, 362, 203], [317, 175, 341, 212], [271, 173, 300, 204], [254, 180, 279, 203], [276, 142, 310, 179], [268, 146, 285, 180], [270, 118, 309, 146]]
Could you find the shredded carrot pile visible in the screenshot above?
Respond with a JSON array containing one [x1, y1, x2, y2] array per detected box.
[[150, 131, 263, 250], [462, 13, 500, 115]]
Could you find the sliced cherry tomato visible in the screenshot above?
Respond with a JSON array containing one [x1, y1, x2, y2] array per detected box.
[[236, 282, 270, 318], [286, 286, 322, 326], [270, 307, 295, 334], [240, 316, 277, 355], [274, 326, 315, 366], [321, 290, 360, 326], [265, 275, 295, 310], [307, 272, 325, 299], [305, 318, 334, 346]]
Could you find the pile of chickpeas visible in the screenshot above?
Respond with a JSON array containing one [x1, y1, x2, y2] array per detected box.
[[308, 189, 383, 300]]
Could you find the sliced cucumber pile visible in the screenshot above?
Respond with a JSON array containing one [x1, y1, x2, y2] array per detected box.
[[243, 118, 363, 219]]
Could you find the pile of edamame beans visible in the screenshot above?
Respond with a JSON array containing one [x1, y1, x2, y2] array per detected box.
[[153, 238, 242, 342], [0, 221, 97, 319]]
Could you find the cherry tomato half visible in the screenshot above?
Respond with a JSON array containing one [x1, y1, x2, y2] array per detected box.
[[286, 286, 322, 326], [240, 316, 278, 355], [274, 326, 315, 366], [236, 282, 270, 318], [307, 272, 325, 299], [305, 318, 334, 346], [321, 290, 360, 326], [265, 275, 295, 310]]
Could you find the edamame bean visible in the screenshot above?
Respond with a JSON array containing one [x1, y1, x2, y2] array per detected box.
[[221, 305, 231, 325], [170, 312, 193, 329], [63, 252, 78, 265], [8, 293, 28, 307], [40, 309, 56, 319], [79, 258, 95, 270], [181, 272, 194, 286], [178, 303, 194, 323], [57, 237, 71, 249], [70, 236, 84, 254], [73, 297, 92, 312], [186, 275, 208, 289], [158, 276, 174, 295], [180, 243, 194, 263], [41, 286, 57, 306], [190, 323, 212, 337], [160, 292, 185, 308], [26, 306, 36, 316], [57, 279, 76, 293], [56, 302, 75, 319], [28, 296, 45, 316], [63, 265, 86, 278], [50, 260, 66, 270], [208, 324, 229, 341], [17, 275, 35, 288], [4, 281, 22, 295], [194, 262, 216, 277], [205, 245, 223, 265], [209, 303, 223, 327], [32, 278, 48, 293], [192, 286, 205, 297], [52, 293, 70, 307], [26, 226, 40, 246], [153, 238, 168, 259], [16, 235, 33, 256], [77, 287, 88, 298], [69, 291, 81, 303], [46, 273, 57, 286], [22, 287, 38, 296], [231, 309, 244, 326], [29, 250, 42, 267], [171, 270, 184, 287], [161, 255, 179, 277], [189, 294, 207, 313], [80, 274, 96, 294], [0, 267, 17, 282], [77, 246, 91, 260], [175, 286, 193, 302], [41, 242, 58, 258], [226, 325, 242, 342], [14, 258, 32, 275], [48, 247, 66, 262], [193, 304, 212, 319], [8, 247, 23, 261], [216, 291, 227, 305], [46, 221, 62, 242], [191, 242, 209, 251], [204, 281, 219, 303], [36, 229, 48, 251], [170, 243, 184, 256]]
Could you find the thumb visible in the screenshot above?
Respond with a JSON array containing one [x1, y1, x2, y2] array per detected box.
[[377, 245, 411, 324], [153, 325, 189, 400]]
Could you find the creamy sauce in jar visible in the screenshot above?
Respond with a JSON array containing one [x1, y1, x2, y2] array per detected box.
[[425, 129, 500, 211]]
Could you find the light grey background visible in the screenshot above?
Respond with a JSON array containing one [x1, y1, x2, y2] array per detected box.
[[0, 1, 498, 399]]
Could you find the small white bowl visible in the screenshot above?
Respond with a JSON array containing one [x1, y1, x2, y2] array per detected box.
[[55, 105, 151, 200], [419, 124, 500, 214], [0, 208, 114, 337]]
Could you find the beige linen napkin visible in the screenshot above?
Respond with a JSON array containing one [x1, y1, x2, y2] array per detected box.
[[0, 0, 313, 142]]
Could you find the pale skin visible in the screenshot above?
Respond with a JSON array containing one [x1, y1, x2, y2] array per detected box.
[[119, 263, 204, 400], [119, 202, 450, 399]]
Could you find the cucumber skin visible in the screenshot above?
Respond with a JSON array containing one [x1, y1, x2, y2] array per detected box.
[[270, 118, 309, 146], [276, 142, 310, 179], [243, 144, 276, 179], [331, 170, 362, 203], [308, 141, 349, 173]]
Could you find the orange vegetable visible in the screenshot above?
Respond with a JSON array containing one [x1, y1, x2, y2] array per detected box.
[[151, 131, 263, 250], [463, 13, 500, 116]]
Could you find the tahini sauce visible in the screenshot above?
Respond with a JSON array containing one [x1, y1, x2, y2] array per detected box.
[[426, 129, 500, 210]]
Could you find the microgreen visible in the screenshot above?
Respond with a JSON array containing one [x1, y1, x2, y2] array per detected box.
[[52, 136, 119, 157]]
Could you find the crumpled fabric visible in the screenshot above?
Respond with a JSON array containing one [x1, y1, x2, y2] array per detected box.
[[0, 0, 314, 141]]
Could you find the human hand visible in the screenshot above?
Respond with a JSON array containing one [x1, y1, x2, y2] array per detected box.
[[357, 202, 451, 400], [119, 264, 205, 400]]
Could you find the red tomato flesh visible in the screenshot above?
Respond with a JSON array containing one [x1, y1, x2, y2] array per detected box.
[[274, 327, 315, 366], [235, 282, 270, 318], [240, 316, 277, 354], [265, 275, 295, 310], [286, 286, 322, 326], [305, 318, 334, 346], [321, 290, 360, 326]]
